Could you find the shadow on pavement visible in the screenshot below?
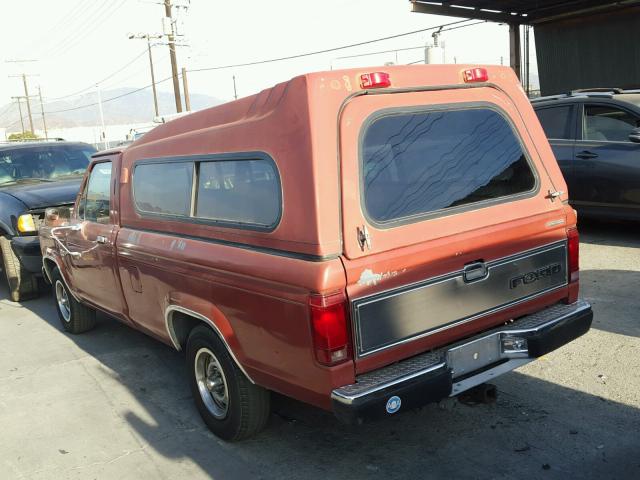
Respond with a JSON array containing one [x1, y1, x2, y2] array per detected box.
[[581, 269, 640, 338], [578, 218, 639, 248], [2, 281, 639, 480]]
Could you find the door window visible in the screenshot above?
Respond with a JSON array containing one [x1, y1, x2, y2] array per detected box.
[[80, 162, 112, 224], [535, 106, 573, 139], [583, 105, 640, 142]]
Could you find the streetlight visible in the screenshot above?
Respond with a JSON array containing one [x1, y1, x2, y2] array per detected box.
[[128, 33, 163, 117]]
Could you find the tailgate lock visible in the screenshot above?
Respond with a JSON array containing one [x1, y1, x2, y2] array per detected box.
[[463, 261, 489, 283]]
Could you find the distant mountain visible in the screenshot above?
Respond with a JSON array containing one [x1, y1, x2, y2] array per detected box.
[[0, 88, 223, 130]]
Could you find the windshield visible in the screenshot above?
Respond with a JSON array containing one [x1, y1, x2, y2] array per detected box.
[[0, 144, 95, 185]]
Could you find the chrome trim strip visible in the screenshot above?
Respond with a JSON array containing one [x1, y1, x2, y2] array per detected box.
[[331, 362, 447, 405], [353, 240, 568, 357], [164, 305, 255, 384], [356, 240, 566, 307]]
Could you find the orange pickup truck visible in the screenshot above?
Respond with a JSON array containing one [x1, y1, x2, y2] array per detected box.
[[39, 65, 593, 441]]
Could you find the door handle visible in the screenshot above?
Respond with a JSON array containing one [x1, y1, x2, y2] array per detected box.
[[96, 235, 108, 244], [463, 261, 489, 283], [576, 151, 598, 159]]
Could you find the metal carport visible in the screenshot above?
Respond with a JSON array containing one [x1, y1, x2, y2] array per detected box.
[[410, 1, 640, 94]]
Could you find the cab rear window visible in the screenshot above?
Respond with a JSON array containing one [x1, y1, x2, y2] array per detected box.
[[362, 107, 536, 224]]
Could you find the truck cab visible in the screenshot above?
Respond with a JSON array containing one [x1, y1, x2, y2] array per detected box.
[[40, 65, 592, 441]]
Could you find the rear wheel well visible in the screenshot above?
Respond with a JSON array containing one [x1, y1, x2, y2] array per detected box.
[[167, 308, 254, 383], [170, 311, 208, 351]]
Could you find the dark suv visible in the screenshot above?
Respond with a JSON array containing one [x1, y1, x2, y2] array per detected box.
[[0, 141, 96, 301], [532, 89, 640, 221]]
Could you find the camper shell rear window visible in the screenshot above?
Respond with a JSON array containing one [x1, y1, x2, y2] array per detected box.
[[360, 104, 538, 226]]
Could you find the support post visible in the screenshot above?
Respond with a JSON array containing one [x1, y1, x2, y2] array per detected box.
[[509, 23, 522, 80]]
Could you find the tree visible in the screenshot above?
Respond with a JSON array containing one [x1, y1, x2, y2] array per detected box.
[[8, 131, 40, 141]]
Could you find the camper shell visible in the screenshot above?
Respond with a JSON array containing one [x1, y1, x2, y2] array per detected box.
[[41, 65, 592, 440]]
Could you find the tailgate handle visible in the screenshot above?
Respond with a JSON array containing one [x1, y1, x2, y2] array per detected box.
[[463, 261, 488, 283]]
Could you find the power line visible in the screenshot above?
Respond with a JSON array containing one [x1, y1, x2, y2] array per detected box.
[[333, 21, 487, 62], [45, 48, 149, 102], [41, 19, 482, 115], [40, 0, 113, 58], [43, 0, 129, 59], [188, 18, 474, 73], [44, 74, 177, 114], [19, 0, 94, 55], [0, 103, 15, 123]]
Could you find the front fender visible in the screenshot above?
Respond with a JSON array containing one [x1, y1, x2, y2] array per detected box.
[[42, 249, 80, 302]]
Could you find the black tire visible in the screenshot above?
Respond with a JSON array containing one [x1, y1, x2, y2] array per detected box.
[[51, 267, 96, 334], [0, 235, 38, 302], [186, 325, 270, 441]]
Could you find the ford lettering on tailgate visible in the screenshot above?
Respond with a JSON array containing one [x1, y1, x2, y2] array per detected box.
[[510, 263, 562, 289]]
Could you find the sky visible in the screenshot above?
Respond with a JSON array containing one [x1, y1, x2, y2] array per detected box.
[[0, 0, 537, 124]]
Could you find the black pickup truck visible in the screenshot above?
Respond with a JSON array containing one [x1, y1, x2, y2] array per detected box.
[[0, 141, 96, 301]]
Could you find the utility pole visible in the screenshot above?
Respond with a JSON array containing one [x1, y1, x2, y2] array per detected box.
[[22, 74, 34, 133], [12, 97, 25, 135], [96, 86, 107, 150], [232, 75, 238, 100], [181, 67, 191, 111], [148, 37, 160, 117], [164, 0, 182, 112], [129, 33, 162, 117], [8, 73, 37, 133], [6, 59, 37, 134], [38, 86, 49, 140]]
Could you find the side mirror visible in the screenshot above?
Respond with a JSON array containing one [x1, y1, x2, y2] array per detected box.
[[44, 206, 73, 227], [629, 127, 640, 143]]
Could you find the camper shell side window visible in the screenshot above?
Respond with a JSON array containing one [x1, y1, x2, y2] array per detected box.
[[132, 152, 282, 232]]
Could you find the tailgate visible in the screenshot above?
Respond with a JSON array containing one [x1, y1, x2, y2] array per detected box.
[[338, 86, 570, 371]]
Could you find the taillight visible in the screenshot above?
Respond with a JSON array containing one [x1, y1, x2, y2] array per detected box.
[[567, 227, 579, 283], [462, 67, 489, 83], [309, 291, 351, 366], [360, 72, 391, 89]]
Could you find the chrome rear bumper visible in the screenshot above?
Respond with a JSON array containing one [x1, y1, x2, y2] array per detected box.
[[332, 300, 592, 424]]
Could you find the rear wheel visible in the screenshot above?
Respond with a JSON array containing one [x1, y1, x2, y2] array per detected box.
[[0, 235, 38, 302], [186, 325, 270, 441], [51, 267, 96, 334]]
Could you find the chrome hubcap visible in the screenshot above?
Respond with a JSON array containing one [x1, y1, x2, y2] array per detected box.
[[194, 348, 229, 419], [55, 280, 71, 323]]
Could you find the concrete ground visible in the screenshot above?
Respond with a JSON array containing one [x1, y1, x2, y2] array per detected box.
[[1, 220, 638, 480]]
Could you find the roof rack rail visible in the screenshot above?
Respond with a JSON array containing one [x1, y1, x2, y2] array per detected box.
[[531, 89, 620, 103], [530, 94, 569, 103], [572, 87, 624, 94]]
